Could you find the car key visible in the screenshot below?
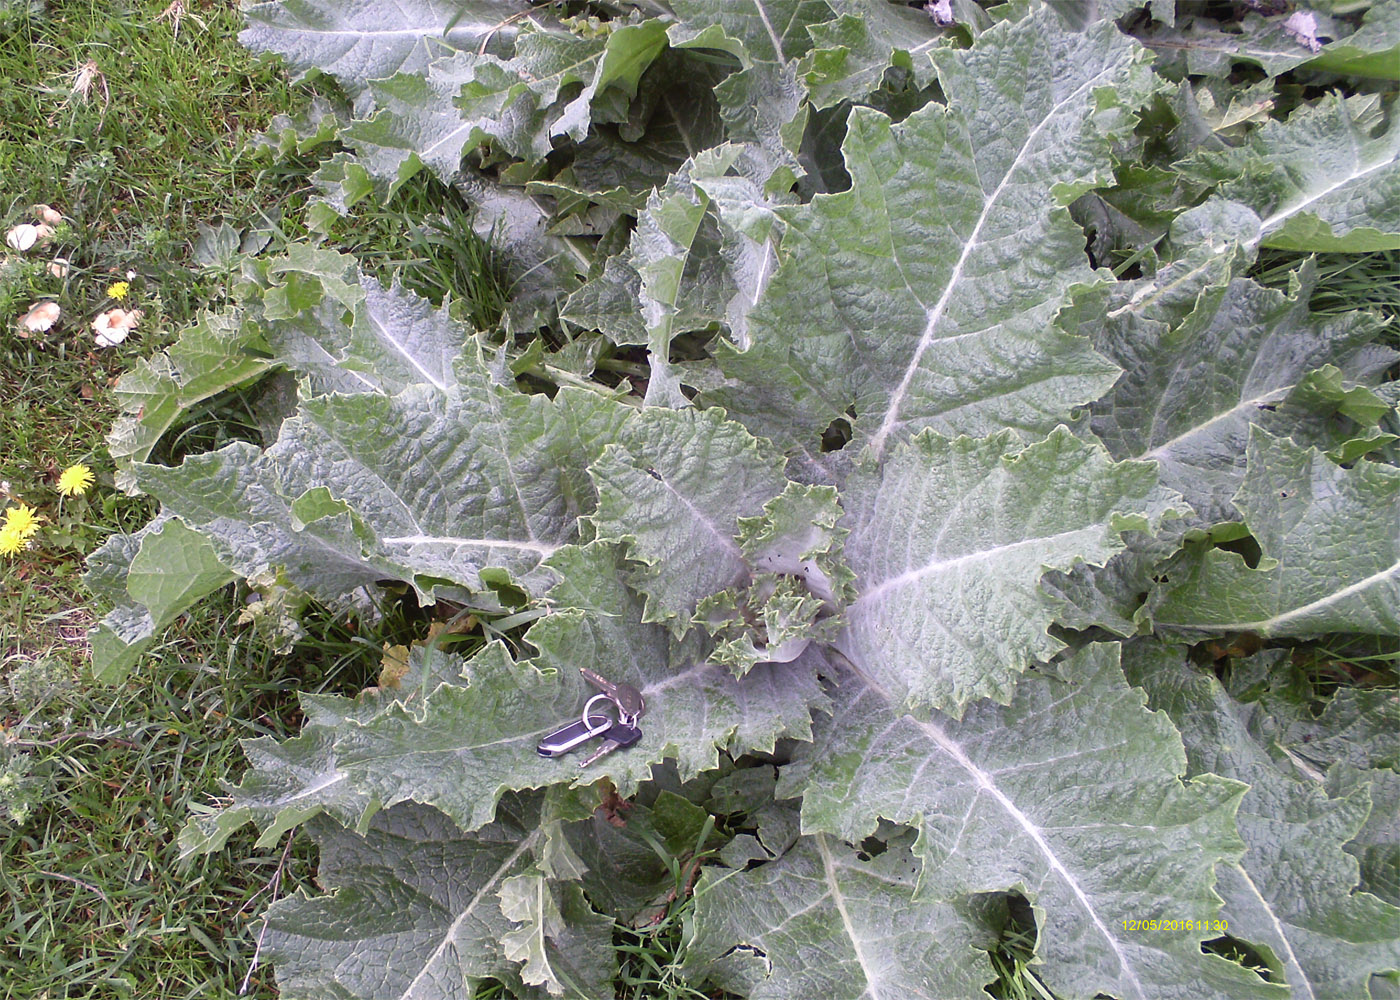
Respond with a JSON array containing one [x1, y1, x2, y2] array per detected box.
[[538, 713, 614, 757], [577, 720, 643, 768], [580, 668, 646, 723]]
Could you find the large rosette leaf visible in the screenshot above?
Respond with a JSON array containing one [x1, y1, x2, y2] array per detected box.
[[781, 644, 1279, 1000], [1090, 259, 1395, 523], [836, 427, 1179, 716], [184, 543, 828, 845], [240, 0, 528, 98], [262, 795, 615, 1000], [705, 3, 1160, 455], [1125, 645, 1400, 1000], [1156, 429, 1400, 638], [1182, 94, 1400, 253], [683, 829, 1001, 1000], [588, 404, 790, 631], [667, 0, 832, 185]]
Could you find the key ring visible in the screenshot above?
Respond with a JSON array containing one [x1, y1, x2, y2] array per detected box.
[[580, 693, 616, 729]]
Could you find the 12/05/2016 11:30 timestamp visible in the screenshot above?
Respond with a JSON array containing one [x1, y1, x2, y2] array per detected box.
[[1122, 918, 1228, 932]]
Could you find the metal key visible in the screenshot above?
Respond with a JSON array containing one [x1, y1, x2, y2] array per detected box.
[[577, 720, 643, 768], [580, 668, 646, 723], [538, 713, 614, 757]]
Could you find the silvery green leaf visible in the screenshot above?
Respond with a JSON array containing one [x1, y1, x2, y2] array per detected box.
[[627, 146, 743, 405], [240, 0, 527, 98], [588, 405, 790, 630], [798, 1, 945, 110], [1137, 9, 1343, 78], [1155, 428, 1400, 638], [700, 484, 852, 673], [343, 53, 499, 196], [1183, 94, 1400, 252], [265, 268, 473, 396], [783, 644, 1273, 1000], [183, 726, 374, 856], [498, 873, 615, 997], [1280, 689, 1400, 775], [1039, 525, 1188, 637], [179, 645, 484, 856], [453, 169, 591, 332], [1328, 764, 1400, 907], [134, 350, 628, 606], [686, 143, 794, 352], [683, 830, 999, 1000], [1090, 260, 1395, 523], [107, 309, 271, 491], [193, 543, 827, 842], [737, 482, 852, 606], [565, 56, 728, 197], [837, 427, 1179, 716], [1236, 664, 1400, 777], [667, 0, 831, 186], [1138, 3, 1398, 80], [543, 18, 669, 143], [261, 798, 561, 999], [435, 19, 669, 171], [1125, 645, 1400, 1000], [705, 4, 1157, 455], [86, 518, 235, 684], [565, 142, 783, 360], [1305, 0, 1400, 79]]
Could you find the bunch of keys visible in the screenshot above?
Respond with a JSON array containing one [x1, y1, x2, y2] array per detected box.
[[536, 668, 647, 768]]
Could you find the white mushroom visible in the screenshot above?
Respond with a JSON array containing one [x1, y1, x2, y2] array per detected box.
[[6, 224, 39, 252], [19, 300, 61, 332], [92, 307, 142, 347]]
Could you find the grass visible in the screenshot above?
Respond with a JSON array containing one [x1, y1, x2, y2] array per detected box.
[[0, 593, 420, 999], [0, 1, 318, 996], [1, 0, 308, 663]]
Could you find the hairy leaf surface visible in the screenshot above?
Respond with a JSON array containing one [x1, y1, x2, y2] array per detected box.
[[140, 0, 1400, 993], [782, 645, 1270, 1000], [1185, 95, 1400, 252], [837, 428, 1179, 714], [1126, 645, 1400, 1000], [706, 5, 1154, 454], [262, 797, 611, 999], [1090, 261, 1395, 522], [684, 830, 998, 1000], [1156, 429, 1400, 637], [240, 0, 527, 96]]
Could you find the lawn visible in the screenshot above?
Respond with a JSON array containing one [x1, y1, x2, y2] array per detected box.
[[0, 2, 318, 995]]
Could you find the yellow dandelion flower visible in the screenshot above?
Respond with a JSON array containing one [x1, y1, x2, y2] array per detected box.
[[107, 280, 130, 301], [57, 464, 95, 497], [0, 525, 27, 557], [2, 502, 41, 539]]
